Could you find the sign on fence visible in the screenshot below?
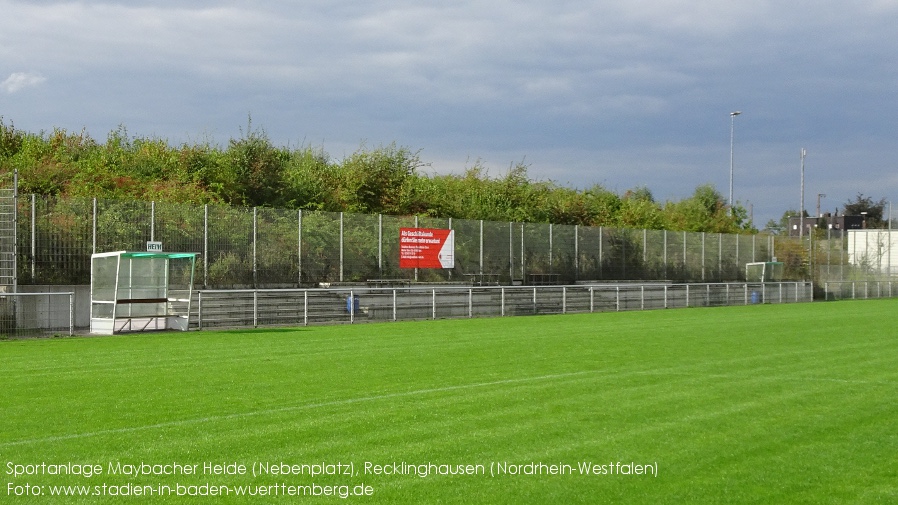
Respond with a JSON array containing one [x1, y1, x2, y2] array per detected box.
[[399, 228, 454, 269], [147, 241, 163, 252]]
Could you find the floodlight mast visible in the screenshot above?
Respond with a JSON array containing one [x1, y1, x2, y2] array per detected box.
[[729, 111, 742, 208], [799, 148, 806, 239]]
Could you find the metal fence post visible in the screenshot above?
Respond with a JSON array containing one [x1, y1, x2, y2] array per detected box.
[[203, 205, 209, 288], [339, 212, 344, 282], [509, 221, 514, 282], [197, 291, 203, 330], [92, 198, 97, 254], [479, 220, 484, 275], [719, 234, 723, 280], [68, 292, 74, 336], [150, 200, 155, 242], [549, 223, 554, 274], [298, 209, 303, 286], [575, 225, 579, 282], [378, 213, 383, 276], [252, 207, 258, 288], [663, 230, 667, 279], [30, 194, 36, 282], [839, 231, 847, 281], [643, 228, 647, 264], [701, 232, 706, 282], [683, 231, 687, 276], [735, 234, 740, 279], [520, 223, 525, 282]]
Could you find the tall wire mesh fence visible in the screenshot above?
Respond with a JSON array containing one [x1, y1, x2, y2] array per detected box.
[[7, 193, 896, 290]]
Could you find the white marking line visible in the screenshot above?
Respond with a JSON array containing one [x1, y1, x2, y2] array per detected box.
[[1, 370, 597, 448], [635, 370, 898, 386]]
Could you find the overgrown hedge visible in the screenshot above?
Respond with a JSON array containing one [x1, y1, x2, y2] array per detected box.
[[0, 117, 752, 233]]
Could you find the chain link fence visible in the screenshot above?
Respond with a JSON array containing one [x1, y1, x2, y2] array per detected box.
[[10, 195, 789, 288], [4, 186, 898, 335], [4, 191, 895, 291]]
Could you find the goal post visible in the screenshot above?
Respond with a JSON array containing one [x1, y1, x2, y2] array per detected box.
[[745, 261, 784, 282]]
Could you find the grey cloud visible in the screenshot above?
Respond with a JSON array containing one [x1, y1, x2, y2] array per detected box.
[[1, 72, 46, 93]]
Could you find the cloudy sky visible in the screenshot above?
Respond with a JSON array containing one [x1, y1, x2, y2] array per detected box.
[[2, 0, 897, 225]]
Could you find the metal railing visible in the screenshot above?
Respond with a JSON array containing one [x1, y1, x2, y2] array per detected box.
[[194, 282, 813, 330], [823, 281, 897, 301]]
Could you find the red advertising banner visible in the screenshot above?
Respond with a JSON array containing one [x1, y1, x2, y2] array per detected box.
[[399, 228, 455, 269]]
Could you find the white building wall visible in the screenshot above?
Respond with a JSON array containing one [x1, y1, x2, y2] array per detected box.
[[847, 230, 898, 275]]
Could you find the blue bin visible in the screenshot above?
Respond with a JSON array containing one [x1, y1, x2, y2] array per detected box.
[[346, 295, 360, 313], [751, 291, 760, 304]]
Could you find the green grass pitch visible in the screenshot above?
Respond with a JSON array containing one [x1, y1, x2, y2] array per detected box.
[[2, 299, 897, 503]]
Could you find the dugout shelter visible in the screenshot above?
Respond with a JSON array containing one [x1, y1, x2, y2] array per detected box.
[[90, 251, 198, 334]]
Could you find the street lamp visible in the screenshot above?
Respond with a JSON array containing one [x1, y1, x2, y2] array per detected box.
[[729, 111, 742, 208]]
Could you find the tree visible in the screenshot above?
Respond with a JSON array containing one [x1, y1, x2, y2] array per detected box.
[[843, 193, 887, 228], [223, 124, 288, 206], [334, 143, 423, 214], [662, 184, 744, 233], [619, 187, 665, 229], [764, 209, 805, 236], [0, 117, 24, 160]]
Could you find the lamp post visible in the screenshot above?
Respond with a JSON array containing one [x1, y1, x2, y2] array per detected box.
[[729, 111, 742, 208], [799, 148, 806, 239]]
